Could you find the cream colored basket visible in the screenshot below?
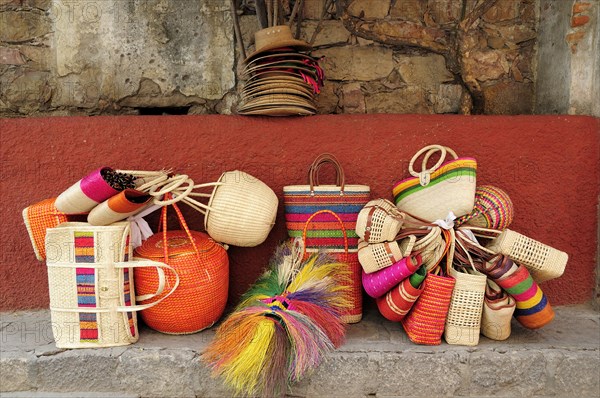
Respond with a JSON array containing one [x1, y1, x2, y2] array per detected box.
[[356, 199, 404, 243], [45, 222, 178, 349], [357, 236, 415, 274], [204, 171, 278, 247], [481, 280, 515, 341], [469, 227, 568, 283]]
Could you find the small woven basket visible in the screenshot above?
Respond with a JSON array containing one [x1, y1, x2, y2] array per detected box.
[[456, 185, 514, 230], [205, 170, 278, 247], [362, 254, 422, 298], [481, 280, 515, 341], [376, 275, 425, 322], [357, 238, 411, 274], [355, 199, 404, 243], [23, 198, 71, 261], [444, 267, 486, 346], [471, 227, 568, 283]]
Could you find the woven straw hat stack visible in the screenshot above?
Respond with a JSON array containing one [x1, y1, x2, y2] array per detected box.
[[238, 25, 324, 116]]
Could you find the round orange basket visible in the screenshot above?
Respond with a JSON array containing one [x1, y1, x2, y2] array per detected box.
[[134, 202, 229, 334]]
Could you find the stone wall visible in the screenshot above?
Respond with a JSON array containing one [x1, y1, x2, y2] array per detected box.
[[0, 0, 582, 117]]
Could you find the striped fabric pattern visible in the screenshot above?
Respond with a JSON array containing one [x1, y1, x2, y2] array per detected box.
[[376, 278, 424, 322], [75, 231, 95, 263], [76, 268, 98, 342], [401, 274, 456, 345], [392, 158, 477, 204], [495, 265, 554, 329], [284, 190, 370, 250]]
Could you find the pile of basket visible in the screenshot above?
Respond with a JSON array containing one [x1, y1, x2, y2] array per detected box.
[[356, 144, 569, 346], [23, 167, 279, 348]]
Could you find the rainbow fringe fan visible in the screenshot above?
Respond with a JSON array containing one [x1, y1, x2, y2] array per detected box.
[[202, 240, 350, 397]]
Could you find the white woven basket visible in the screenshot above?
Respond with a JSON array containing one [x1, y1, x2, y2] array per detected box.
[[45, 221, 178, 348], [204, 171, 278, 247], [355, 199, 404, 243], [481, 280, 515, 341]]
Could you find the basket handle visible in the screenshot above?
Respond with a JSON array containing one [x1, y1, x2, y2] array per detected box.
[[308, 153, 345, 195], [408, 145, 455, 186], [420, 146, 458, 172], [302, 209, 349, 259], [115, 259, 180, 310], [157, 193, 201, 261]]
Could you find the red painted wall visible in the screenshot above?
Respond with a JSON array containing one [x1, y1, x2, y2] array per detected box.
[[1, 115, 598, 310]]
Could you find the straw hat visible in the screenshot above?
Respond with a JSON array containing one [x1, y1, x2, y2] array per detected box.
[[245, 25, 311, 63]]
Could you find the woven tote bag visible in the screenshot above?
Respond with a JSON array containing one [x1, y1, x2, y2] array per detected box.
[[376, 270, 425, 322], [134, 201, 229, 334], [481, 280, 515, 341], [45, 221, 178, 348], [393, 145, 477, 222], [284, 153, 370, 251], [23, 198, 85, 261], [362, 254, 422, 298], [480, 227, 568, 283], [302, 210, 362, 323], [355, 199, 404, 243], [357, 236, 415, 274], [401, 230, 456, 345]]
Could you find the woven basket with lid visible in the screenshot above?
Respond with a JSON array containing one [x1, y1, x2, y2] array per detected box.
[[134, 228, 229, 335]]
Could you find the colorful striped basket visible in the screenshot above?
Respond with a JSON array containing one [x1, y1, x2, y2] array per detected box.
[[284, 153, 370, 251], [302, 210, 363, 324], [456, 185, 514, 230], [376, 269, 426, 322], [45, 221, 178, 348], [393, 145, 477, 222]]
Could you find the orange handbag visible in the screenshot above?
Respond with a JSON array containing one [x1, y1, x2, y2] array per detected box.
[[134, 200, 229, 334]]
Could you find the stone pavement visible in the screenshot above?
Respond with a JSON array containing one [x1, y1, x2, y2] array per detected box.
[[1, 305, 598, 398]]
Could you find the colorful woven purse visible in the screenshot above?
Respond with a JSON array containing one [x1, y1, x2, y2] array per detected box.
[[134, 199, 229, 334], [45, 221, 178, 348], [302, 210, 363, 323], [401, 229, 456, 345], [393, 145, 477, 222], [23, 198, 85, 261], [284, 153, 370, 251]]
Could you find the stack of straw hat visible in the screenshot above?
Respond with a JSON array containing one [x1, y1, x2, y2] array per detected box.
[[238, 25, 324, 116]]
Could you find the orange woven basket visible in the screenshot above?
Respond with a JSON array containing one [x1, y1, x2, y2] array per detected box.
[[134, 200, 229, 334], [23, 198, 74, 261]]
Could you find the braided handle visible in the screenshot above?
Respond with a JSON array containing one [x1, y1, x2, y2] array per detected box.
[[302, 209, 349, 259]]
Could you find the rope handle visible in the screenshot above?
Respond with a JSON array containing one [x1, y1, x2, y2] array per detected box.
[[117, 260, 180, 309], [302, 209, 349, 259], [458, 225, 503, 237], [408, 145, 457, 186], [158, 193, 201, 262], [430, 228, 453, 276], [308, 153, 346, 195]]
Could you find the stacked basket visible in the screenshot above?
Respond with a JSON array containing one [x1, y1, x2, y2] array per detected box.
[[357, 144, 569, 346]]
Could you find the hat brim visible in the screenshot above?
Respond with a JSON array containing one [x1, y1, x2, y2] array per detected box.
[[238, 94, 316, 111], [238, 106, 315, 116], [241, 87, 315, 101], [243, 64, 317, 79], [244, 42, 312, 63], [246, 52, 317, 68], [242, 81, 314, 95]]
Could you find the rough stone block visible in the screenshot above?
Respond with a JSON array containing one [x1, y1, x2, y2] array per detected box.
[[0, 352, 35, 392], [390, 0, 427, 23], [52, 0, 234, 109], [482, 81, 533, 114], [303, 0, 328, 20], [0, 10, 51, 43], [316, 80, 340, 114], [347, 0, 390, 19], [339, 82, 365, 113], [395, 54, 453, 88], [0, 70, 51, 112], [300, 20, 351, 47], [554, 352, 600, 396], [313, 46, 394, 81], [365, 87, 431, 114], [431, 84, 463, 113], [483, 0, 521, 23], [0, 47, 25, 65], [427, 0, 462, 25], [462, 50, 508, 82], [468, 351, 547, 396]]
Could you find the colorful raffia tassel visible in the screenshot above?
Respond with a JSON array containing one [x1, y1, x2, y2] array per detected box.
[[202, 240, 349, 397]]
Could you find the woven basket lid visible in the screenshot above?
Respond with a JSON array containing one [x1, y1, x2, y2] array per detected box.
[[135, 230, 217, 259]]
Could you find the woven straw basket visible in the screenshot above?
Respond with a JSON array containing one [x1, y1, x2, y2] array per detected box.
[[45, 222, 178, 348], [444, 267, 487, 346], [355, 199, 404, 243], [481, 280, 515, 341], [135, 203, 229, 334], [393, 145, 477, 222], [357, 237, 414, 274], [473, 227, 568, 283], [362, 254, 422, 298], [205, 171, 278, 247], [23, 198, 71, 261], [88, 189, 151, 226]]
